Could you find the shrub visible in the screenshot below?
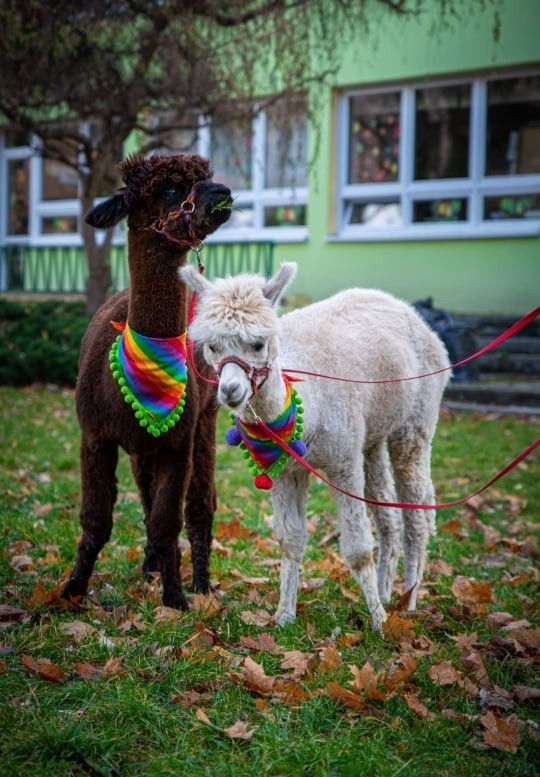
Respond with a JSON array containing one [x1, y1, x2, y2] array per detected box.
[[0, 299, 90, 387]]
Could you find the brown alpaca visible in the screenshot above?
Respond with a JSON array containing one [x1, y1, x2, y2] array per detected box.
[[63, 153, 232, 609]]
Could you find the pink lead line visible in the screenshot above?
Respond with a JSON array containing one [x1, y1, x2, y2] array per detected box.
[[187, 293, 539, 509]]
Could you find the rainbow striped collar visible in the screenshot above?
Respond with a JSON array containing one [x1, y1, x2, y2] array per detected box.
[[225, 378, 307, 490], [109, 322, 187, 437]]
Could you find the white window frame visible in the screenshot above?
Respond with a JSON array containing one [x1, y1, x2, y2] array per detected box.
[[197, 110, 308, 244], [333, 69, 540, 242], [0, 134, 83, 247]]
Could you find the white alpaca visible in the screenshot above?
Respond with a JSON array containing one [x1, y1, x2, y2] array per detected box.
[[181, 262, 450, 632]]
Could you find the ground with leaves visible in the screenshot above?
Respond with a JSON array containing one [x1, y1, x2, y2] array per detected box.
[[0, 386, 538, 777]]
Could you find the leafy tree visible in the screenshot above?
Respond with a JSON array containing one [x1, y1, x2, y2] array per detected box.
[[0, 0, 496, 313]]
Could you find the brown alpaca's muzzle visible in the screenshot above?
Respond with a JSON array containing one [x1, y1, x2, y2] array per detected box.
[[148, 181, 233, 248]]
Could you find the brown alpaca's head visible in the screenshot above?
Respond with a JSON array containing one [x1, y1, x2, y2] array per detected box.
[[85, 154, 232, 243]]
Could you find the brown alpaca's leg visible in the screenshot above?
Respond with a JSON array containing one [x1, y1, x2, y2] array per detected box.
[[145, 449, 190, 610], [185, 409, 217, 594], [63, 439, 118, 600], [130, 453, 161, 579]]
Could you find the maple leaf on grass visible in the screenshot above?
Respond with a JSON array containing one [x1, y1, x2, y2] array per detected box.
[[280, 649, 317, 679], [21, 654, 64, 683], [349, 662, 386, 701], [195, 708, 257, 740], [191, 592, 222, 617], [404, 692, 435, 720], [240, 608, 273, 627], [480, 711, 521, 754], [242, 656, 276, 695], [239, 632, 283, 654], [325, 681, 367, 713], [382, 611, 416, 641], [383, 654, 418, 693]]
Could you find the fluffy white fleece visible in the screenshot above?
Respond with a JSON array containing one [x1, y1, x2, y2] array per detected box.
[[181, 262, 450, 633]]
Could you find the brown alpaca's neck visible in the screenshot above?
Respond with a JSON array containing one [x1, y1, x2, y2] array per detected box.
[[126, 230, 189, 337]]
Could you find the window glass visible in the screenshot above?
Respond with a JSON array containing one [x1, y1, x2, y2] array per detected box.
[[265, 100, 307, 188], [8, 158, 29, 235], [41, 215, 79, 233], [413, 198, 468, 223], [349, 201, 402, 226], [211, 123, 252, 190], [42, 159, 78, 200], [264, 205, 306, 227], [486, 75, 540, 175], [348, 93, 400, 183], [414, 85, 470, 179], [484, 193, 540, 220]]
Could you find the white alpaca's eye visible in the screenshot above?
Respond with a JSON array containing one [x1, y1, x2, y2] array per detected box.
[[208, 344, 216, 354], [252, 342, 264, 353]]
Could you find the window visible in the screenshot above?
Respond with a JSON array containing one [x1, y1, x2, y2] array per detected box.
[[337, 71, 540, 239], [198, 98, 308, 241]]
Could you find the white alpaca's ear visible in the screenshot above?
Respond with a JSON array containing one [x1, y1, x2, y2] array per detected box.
[[178, 265, 212, 295], [262, 262, 297, 307]]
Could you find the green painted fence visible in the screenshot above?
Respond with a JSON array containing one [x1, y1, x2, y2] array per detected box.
[[0, 243, 275, 294]]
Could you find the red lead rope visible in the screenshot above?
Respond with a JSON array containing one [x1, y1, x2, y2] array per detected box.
[[187, 292, 539, 510], [282, 306, 540, 384], [254, 417, 538, 510]]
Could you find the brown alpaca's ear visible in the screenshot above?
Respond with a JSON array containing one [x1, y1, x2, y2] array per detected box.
[[85, 193, 129, 229]]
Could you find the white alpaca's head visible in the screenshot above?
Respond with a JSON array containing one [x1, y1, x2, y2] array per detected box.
[[180, 262, 297, 411]]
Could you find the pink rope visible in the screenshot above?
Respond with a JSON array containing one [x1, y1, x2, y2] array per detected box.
[[256, 419, 538, 510], [282, 307, 540, 384]]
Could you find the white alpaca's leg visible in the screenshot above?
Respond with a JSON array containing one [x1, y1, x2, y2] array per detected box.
[[271, 470, 309, 626], [364, 442, 403, 605], [389, 435, 435, 611], [334, 463, 387, 633]]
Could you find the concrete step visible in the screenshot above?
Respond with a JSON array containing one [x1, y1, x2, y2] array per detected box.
[[444, 377, 540, 415]]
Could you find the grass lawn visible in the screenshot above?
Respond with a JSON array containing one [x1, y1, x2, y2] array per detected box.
[[0, 385, 538, 777]]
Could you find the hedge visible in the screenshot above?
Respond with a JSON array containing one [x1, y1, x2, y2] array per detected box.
[[0, 300, 90, 387]]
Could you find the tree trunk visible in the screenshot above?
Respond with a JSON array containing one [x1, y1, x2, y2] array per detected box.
[[80, 184, 117, 316], [84, 237, 113, 316]]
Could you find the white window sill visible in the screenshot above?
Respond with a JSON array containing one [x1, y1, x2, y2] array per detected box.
[[329, 220, 540, 242]]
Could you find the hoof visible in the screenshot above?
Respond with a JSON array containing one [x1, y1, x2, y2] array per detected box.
[[162, 590, 189, 611], [274, 609, 296, 627], [371, 605, 388, 635], [62, 577, 88, 601]]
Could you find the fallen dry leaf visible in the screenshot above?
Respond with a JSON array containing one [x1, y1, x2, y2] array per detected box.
[[60, 620, 97, 642], [451, 576, 495, 606], [479, 686, 515, 712], [326, 681, 366, 713], [191, 592, 222, 617], [480, 711, 521, 754], [195, 707, 213, 726], [214, 516, 251, 541], [513, 685, 540, 703], [239, 633, 282, 654], [240, 609, 273, 627], [382, 611, 416, 641], [243, 656, 275, 695], [0, 605, 31, 625], [319, 645, 342, 672], [154, 606, 184, 622], [383, 654, 417, 692], [223, 720, 257, 740], [349, 662, 385, 701], [428, 660, 462, 687], [404, 692, 435, 720], [22, 654, 64, 683], [281, 650, 316, 678]]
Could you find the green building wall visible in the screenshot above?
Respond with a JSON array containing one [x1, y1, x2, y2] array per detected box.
[[274, 0, 540, 314]]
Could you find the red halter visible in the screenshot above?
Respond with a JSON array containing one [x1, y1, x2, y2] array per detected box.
[[217, 354, 271, 397]]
